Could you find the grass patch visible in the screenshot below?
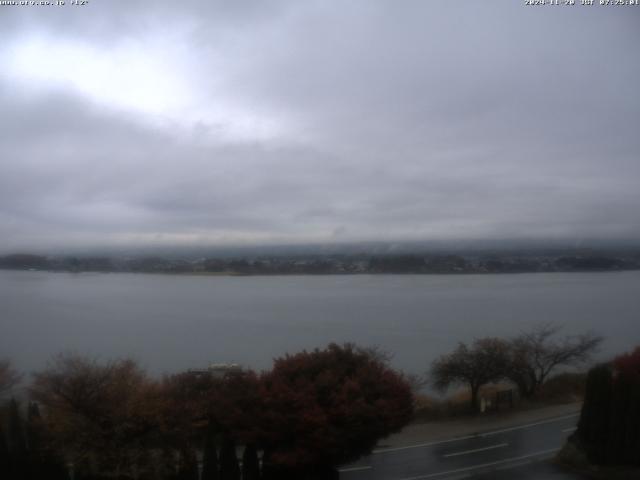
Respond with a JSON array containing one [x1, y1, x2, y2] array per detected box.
[[412, 373, 586, 422]]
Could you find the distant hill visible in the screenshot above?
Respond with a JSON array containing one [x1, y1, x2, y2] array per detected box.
[[1, 247, 639, 275]]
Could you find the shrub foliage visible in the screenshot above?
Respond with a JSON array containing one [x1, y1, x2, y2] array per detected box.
[[576, 346, 640, 466], [2, 343, 413, 479]]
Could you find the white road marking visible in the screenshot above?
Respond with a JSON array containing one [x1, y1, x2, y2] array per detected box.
[[338, 466, 372, 473], [442, 442, 508, 458], [562, 426, 577, 433], [397, 447, 560, 480], [373, 435, 479, 454], [478, 413, 580, 438], [373, 412, 579, 454]]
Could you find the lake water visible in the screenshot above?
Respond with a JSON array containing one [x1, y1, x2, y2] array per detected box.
[[1, 270, 639, 377]]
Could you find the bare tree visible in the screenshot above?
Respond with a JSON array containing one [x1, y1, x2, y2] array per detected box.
[[431, 338, 510, 412], [0, 359, 21, 397], [506, 323, 603, 398], [357, 345, 395, 365], [30, 353, 161, 479], [405, 373, 428, 395]]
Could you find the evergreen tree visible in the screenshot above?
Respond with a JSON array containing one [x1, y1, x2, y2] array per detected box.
[[26, 402, 43, 480], [201, 428, 219, 480], [7, 398, 28, 479], [609, 349, 640, 465], [241, 444, 260, 480], [159, 448, 180, 480], [624, 376, 640, 465], [0, 425, 10, 480], [26, 402, 41, 447], [176, 448, 199, 480], [7, 399, 26, 454], [219, 436, 239, 480], [613, 347, 640, 465], [607, 370, 632, 464], [577, 364, 613, 464], [577, 353, 640, 466], [25, 402, 67, 480]]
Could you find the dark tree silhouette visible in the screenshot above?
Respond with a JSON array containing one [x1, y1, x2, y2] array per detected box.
[[609, 347, 640, 464], [0, 360, 21, 397], [176, 447, 199, 480], [26, 402, 44, 480], [0, 424, 10, 480], [431, 338, 510, 411], [219, 436, 240, 480], [241, 444, 260, 480], [161, 367, 262, 480], [576, 363, 613, 464], [506, 323, 603, 398], [161, 367, 262, 443], [210, 370, 263, 445], [201, 426, 219, 480], [160, 370, 218, 450], [7, 400, 26, 451], [26, 402, 41, 450], [7, 399, 27, 480], [25, 402, 67, 480], [575, 346, 640, 466]]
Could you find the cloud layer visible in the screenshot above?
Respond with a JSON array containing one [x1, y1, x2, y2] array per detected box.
[[1, 1, 639, 251]]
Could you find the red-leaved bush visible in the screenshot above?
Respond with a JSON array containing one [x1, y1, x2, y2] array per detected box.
[[613, 346, 640, 380]]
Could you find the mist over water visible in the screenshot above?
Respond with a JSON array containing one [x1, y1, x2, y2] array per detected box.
[[2, 270, 639, 377]]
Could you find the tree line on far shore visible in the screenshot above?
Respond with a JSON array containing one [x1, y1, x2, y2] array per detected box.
[[2, 250, 638, 276]]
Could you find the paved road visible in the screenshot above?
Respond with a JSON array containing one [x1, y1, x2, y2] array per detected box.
[[339, 413, 582, 480], [465, 460, 584, 479]]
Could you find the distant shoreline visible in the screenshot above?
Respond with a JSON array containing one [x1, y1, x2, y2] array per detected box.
[[2, 267, 639, 277], [2, 250, 639, 276]]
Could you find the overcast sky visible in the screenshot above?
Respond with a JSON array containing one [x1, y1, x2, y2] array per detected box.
[[1, 1, 638, 252]]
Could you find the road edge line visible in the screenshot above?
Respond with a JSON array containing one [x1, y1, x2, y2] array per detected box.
[[373, 412, 579, 454]]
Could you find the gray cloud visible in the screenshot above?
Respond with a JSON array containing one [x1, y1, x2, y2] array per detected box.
[[0, 1, 639, 251]]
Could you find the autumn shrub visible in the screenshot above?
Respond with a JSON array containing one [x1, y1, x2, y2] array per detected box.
[[25, 344, 413, 479], [259, 343, 414, 475]]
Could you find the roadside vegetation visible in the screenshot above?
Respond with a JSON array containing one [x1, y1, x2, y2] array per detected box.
[[0, 325, 624, 479], [0, 343, 413, 480], [425, 324, 601, 416], [557, 346, 640, 479]]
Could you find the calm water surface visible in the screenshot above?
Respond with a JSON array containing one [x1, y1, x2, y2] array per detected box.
[[1, 270, 639, 376]]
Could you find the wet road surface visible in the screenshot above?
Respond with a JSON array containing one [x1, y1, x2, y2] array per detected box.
[[339, 413, 583, 479]]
